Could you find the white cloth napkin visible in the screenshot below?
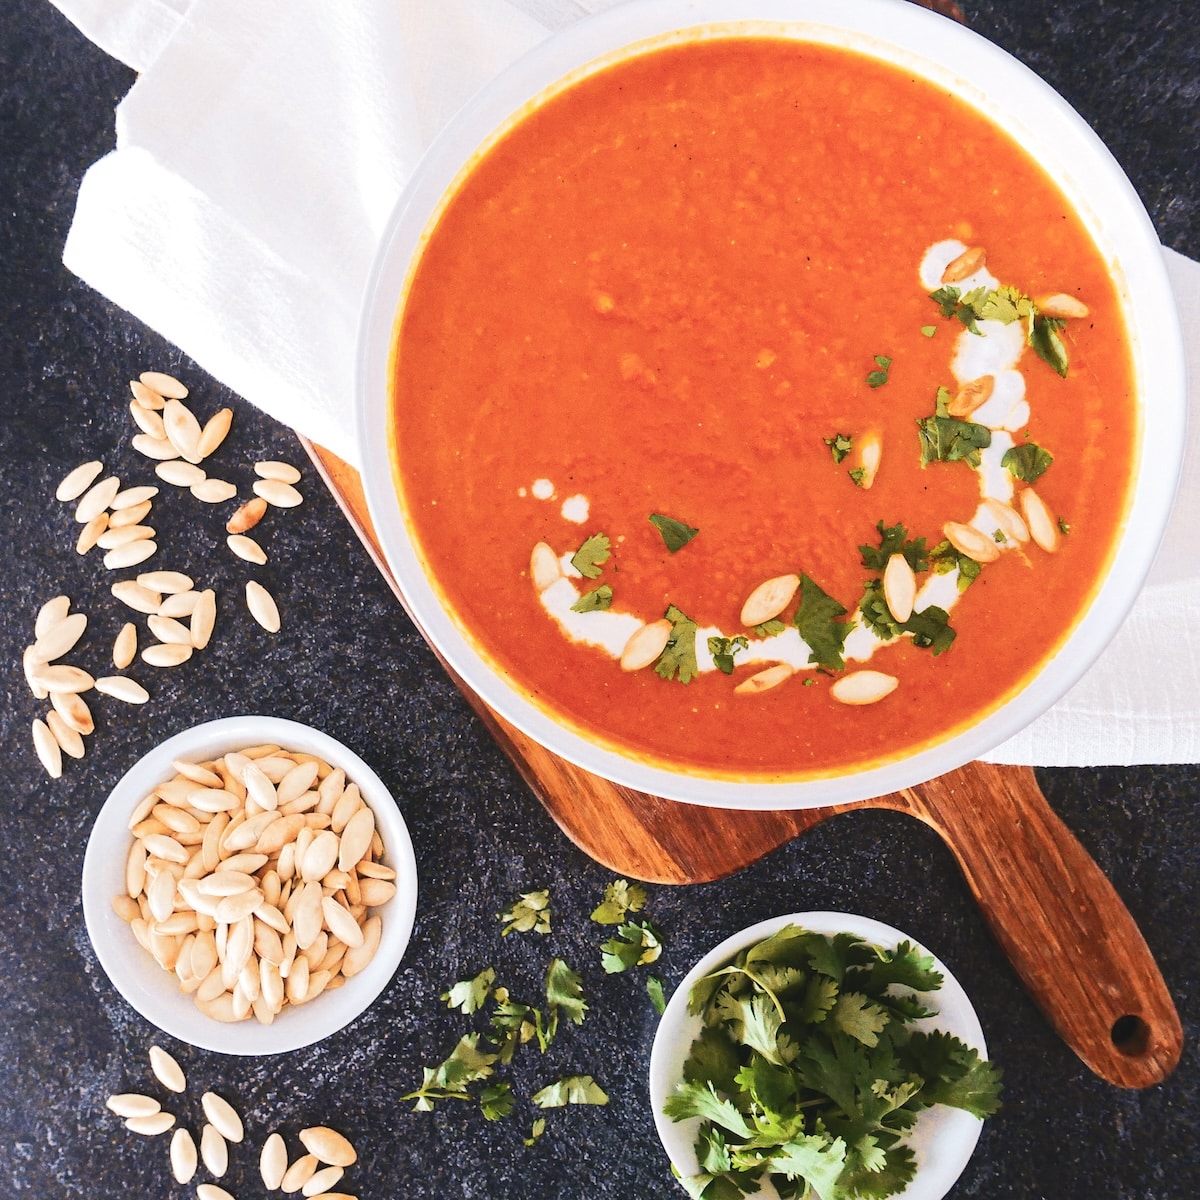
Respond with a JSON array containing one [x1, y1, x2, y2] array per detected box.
[[53, 0, 1200, 766]]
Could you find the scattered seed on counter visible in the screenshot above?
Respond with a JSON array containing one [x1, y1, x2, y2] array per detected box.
[[56, 459, 104, 502], [227, 497, 268, 533], [149, 1045, 187, 1093], [201, 1119, 231, 1174], [252, 477, 303, 508], [227, 534, 267, 564], [246, 581, 281, 633], [170, 1127, 198, 1184]]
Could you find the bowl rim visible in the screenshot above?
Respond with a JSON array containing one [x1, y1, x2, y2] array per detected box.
[[647, 910, 988, 1200], [356, 0, 1187, 810], [81, 714, 418, 1055]]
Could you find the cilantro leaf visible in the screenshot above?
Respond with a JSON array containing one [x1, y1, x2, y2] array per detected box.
[[755, 618, 787, 638], [544, 957, 586, 1044], [647, 975, 668, 1015], [523, 1117, 546, 1146], [571, 583, 613, 613], [858, 521, 928, 574], [590, 879, 648, 925], [499, 889, 551, 936], [824, 432, 853, 464], [1030, 313, 1069, 376], [768, 1134, 848, 1197], [442, 967, 496, 1014], [650, 512, 700, 552], [708, 634, 749, 675], [794, 575, 850, 672], [900, 1031, 1003, 1117], [929, 539, 982, 591], [902, 604, 956, 656], [830, 991, 891, 1047], [532, 1075, 609, 1108], [866, 354, 892, 388], [654, 604, 699, 684], [663, 1080, 754, 1138], [479, 1081, 515, 1121], [916, 387, 992, 467], [1002, 441, 1054, 483], [570, 532, 611, 578], [600, 919, 663, 973]]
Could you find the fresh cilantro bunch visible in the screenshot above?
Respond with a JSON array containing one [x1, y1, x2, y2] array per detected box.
[[663, 924, 1002, 1200]]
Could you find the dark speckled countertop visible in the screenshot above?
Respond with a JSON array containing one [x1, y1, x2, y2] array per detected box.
[[1, 2, 1198, 1197]]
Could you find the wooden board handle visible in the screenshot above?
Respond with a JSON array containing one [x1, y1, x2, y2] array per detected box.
[[904, 763, 1182, 1087]]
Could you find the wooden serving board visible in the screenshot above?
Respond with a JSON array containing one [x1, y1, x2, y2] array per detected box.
[[302, 440, 1180, 1089]]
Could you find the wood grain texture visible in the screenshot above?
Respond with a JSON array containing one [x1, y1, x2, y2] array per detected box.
[[301, 439, 1181, 1087]]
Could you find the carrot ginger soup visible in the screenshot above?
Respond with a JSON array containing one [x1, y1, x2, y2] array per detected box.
[[389, 36, 1137, 779]]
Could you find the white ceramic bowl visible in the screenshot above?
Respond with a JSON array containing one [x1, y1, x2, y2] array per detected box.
[[81, 716, 418, 1055], [357, 0, 1186, 809], [649, 912, 989, 1200]]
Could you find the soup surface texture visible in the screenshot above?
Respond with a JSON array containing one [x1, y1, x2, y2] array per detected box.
[[390, 35, 1136, 779]]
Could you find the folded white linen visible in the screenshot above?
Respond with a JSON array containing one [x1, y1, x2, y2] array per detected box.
[[51, 0, 1200, 765]]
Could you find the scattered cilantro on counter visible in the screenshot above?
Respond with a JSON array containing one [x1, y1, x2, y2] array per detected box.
[[663, 923, 1002, 1200], [590, 879, 649, 925], [532, 1076, 609, 1108], [650, 512, 700, 552], [500, 889, 551, 936]]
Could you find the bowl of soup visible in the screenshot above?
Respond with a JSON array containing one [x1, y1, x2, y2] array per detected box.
[[357, 0, 1185, 808]]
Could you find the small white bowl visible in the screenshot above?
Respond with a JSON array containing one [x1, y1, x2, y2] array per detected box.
[[81, 715, 418, 1055], [649, 912, 989, 1200]]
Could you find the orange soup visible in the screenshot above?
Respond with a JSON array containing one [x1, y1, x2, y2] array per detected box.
[[389, 36, 1136, 779]]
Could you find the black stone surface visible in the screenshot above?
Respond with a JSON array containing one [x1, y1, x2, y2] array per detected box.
[[1, 2, 1197, 1197]]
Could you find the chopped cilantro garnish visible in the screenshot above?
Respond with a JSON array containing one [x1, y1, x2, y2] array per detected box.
[[1029, 313, 1069, 376], [848, 466, 868, 487], [649, 512, 700, 552], [1002, 441, 1054, 482], [754, 618, 787, 638], [824, 432, 853, 464], [917, 386, 991, 467], [570, 532, 610, 578], [929, 540, 982, 591], [654, 604, 699, 683], [707, 634, 749, 675], [859, 521, 928, 574], [930, 283, 1073, 375], [903, 604, 956, 656], [866, 354, 893, 388], [1058, 517, 1071, 535], [794, 574, 850, 672], [920, 324, 937, 338], [571, 584, 613, 613]]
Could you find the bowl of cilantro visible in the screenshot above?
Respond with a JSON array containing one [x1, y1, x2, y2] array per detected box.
[[648, 912, 1002, 1200]]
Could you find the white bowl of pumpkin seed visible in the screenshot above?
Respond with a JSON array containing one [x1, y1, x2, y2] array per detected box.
[[82, 715, 418, 1054]]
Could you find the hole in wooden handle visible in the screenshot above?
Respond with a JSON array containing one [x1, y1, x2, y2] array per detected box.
[[1110, 1014, 1151, 1057]]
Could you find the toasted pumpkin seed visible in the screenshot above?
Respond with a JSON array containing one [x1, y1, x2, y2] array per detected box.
[[260, 1131, 289, 1189], [75, 475, 121, 523], [254, 460, 301, 484], [129, 379, 165, 408], [46, 710, 85, 759], [75, 513, 109, 555], [138, 570, 194, 594], [131, 433, 181, 461], [883, 553, 917, 623], [282, 1153, 320, 1192], [246, 581, 281, 632], [191, 478, 238, 503], [155, 459, 207, 487], [830, 670, 899, 706], [109, 499, 154, 528], [33, 718, 63, 777], [252, 478, 303, 508], [56, 460, 104, 502], [733, 663, 794, 695], [941, 244, 986, 283], [30, 663, 94, 694], [1020, 486, 1061, 553], [96, 523, 156, 550], [980, 497, 1030, 544], [140, 370, 188, 398], [34, 595, 71, 638], [142, 642, 193, 667], [226, 496, 268, 534], [163, 399, 203, 462], [104, 540, 158, 570], [199, 1123, 229, 1176], [125, 1111, 176, 1135], [619, 619, 672, 671], [739, 574, 799, 627], [106, 1092, 160, 1118], [201, 1091, 243, 1144], [190, 589, 217, 650], [1036, 292, 1090, 319], [303, 1166, 346, 1196], [111, 484, 159, 509], [942, 520, 1000, 564], [169, 1126, 197, 1183], [197, 407, 234, 459], [51, 687, 94, 732], [30, 610, 87, 662], [227, 533, 267, 564], [948, 373, 995, 418], [113, 622, 138, 668], [299, 1126, 357, 1168], [95, 675, 150, 704], [112, 579, 162, 613]]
